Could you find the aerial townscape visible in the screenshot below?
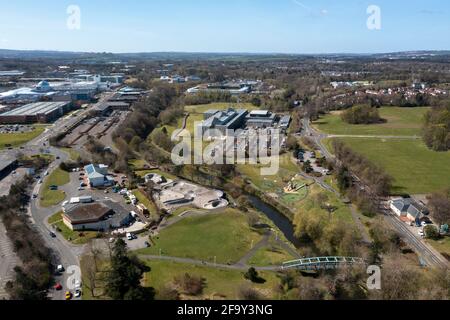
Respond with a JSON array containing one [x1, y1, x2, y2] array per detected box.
[[0, 1, 449, 313]]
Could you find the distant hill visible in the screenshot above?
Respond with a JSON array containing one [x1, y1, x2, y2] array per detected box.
[[0, 48, 449, 62]]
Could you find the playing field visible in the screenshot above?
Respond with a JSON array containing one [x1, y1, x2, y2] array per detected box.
[[136, 209, 264, 264], [184, 102, 258, 114], [334, 137, 450, 194], [313, 107, 430, 136]]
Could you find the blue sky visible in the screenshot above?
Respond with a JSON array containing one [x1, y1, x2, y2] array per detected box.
[[0, 0, 449, 53]]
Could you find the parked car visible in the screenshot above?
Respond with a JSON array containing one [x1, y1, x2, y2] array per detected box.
[[74, 289, 82, 298], [53, 283, 63, 291], [418, 230, 425, 237], [144, 241, 151, 248], [65, 291, 72, 300], [49, 232, 57, 238], [56, 265, 65, 273]]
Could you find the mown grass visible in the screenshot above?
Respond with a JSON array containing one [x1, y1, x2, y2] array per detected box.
[[333, 137, 450, 194], [40, 168, 70, 207], [313, 107, 430, 136], [135, 209, 263, 264], [0, 125, 47, 149], [184, 102, 259, 114], [143, 260, 281, 300]]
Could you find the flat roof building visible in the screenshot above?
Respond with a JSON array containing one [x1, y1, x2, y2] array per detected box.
[[246, 110, 277, 128], [0, 101, 72, 124], [62, 200, 132, 231], [198, 108, 248, 136]]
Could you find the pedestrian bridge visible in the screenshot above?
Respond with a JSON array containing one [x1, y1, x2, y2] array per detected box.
[[282, 257, 366, 271]]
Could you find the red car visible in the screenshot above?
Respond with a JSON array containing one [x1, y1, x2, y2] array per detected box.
[[54, 283, 63, 291]]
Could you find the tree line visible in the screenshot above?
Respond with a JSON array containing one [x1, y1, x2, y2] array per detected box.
[[423, 101, 450, 151], [332, 140, 393, 197], [1, 177, 53, 300]]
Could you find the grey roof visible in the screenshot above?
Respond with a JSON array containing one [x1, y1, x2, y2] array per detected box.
[[0, 153, 18, 172], [1, 102, 69, 116], [392, 198, 429, 219]]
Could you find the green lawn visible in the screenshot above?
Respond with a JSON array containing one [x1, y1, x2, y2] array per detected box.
[[135, 209, 263, 264], [184, 102, 259, 114], [248, 241, 295, 267], [143, 260, 280, 300], [48, 212, 99, 245], [40, 168, 70, 207], [334, 137, 450, 194], [0, 125, 47, 149], [313, 107, 430, 136]]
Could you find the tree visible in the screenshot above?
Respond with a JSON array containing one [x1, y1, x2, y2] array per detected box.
[[244, 267, 265, 284], [428, 189, 450, 233], [424, 225, 440, 240], [105, 239, 154, 300], [341, 105, 382, 125], [423, 103, 450, 151]]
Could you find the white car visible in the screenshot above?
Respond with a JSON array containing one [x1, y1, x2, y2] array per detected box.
[[74, 289, 82, 298], [126, 233, 134, 241], [418, 230, 425, 237]]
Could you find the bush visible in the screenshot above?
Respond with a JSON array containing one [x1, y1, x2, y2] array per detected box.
[[424, 225, 441, 240], [173, 273, 206, 296]]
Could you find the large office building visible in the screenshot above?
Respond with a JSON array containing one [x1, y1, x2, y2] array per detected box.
[[197, 108, 248, 135], [0, 80, 98, 104], [0, 101, 72, 124], [245, 110, 277, 128]]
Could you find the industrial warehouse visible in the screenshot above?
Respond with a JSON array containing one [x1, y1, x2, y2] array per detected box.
[[0, 101, 72, 124]]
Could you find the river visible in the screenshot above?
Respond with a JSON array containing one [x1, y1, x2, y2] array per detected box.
[[248, 196, 302, 248]]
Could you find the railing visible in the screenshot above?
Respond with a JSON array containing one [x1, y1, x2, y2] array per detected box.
[[282, 256, 366, 270]]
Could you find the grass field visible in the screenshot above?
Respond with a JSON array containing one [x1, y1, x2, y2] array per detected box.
[[248, 240, 295, 267], [0, 125, 47, 149], [40, 167, 70, 207], [135, 209, 263, 264], [143, 260, 280, 300], [184, 102, 259, 114], [334, 137, 450, 194], [313, 107, 430, 136]]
